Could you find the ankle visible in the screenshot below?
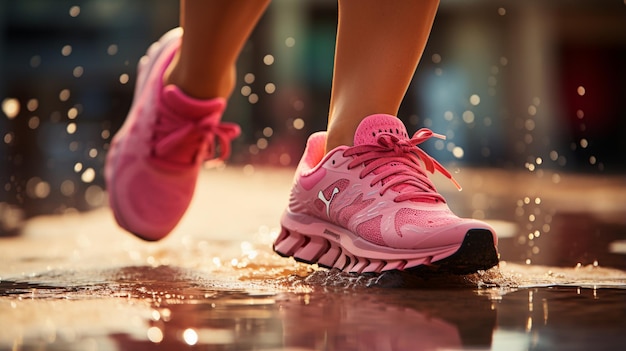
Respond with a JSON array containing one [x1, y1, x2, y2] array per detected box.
[[163, 54, 236, 100], [325, 119, 358, 153]]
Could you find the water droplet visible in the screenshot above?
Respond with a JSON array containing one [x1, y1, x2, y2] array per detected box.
[[61, 45, 72, 57], [69, 5, 80, 17], [60, 180, 75, 196], [589, 156, 597, 165], [119, 73, 129, 84], [580, 138, 588, 148], [524, 134, 533, 144], [263, 54, 275, 65], [452, 146, 464, 159], [244, 73, 255, 84], [498, 7, 506, 16], [147, 326, 163, 343], [59, 89, 71, 102], [576, 109, 584, 119], [240, 85, 251, 97], [469, 94, 480, 106], [434, 139, 445, 150], [28, 116, 40, 129], [81, 168, 95, 183], [462, 110, 475, 124], [2, 98, 20, 119], [549, 150, 559, 161], [577, 86, 586, 96], [183, 328, 198, 346], [431, 53, 441, 64], [532, 97, 541, 106], [67, 107, 78, 119], [30, 55, 42, 68], [265, 82, 276, 94], [66, 123, 77, 134], [528, 105, 537, 116], [293, 118, 305, 130], [243, 164, 255, 175], [26, 99, 39, 112], [262, 127, 273, 138], [72, 66, 84, 78], [74, 162, 83, 172], [26, 177, 50, 199], [107, 44, 118, 56], [69, 141, 79, 152], [248, 93, 259, 104], [285, 37, 296, 47], [85, 185, 104, 207], [443, 111, 454, 121], [279, 153, 291, 166], [256, 138, 268, 150], [248, 144, 259, 155]]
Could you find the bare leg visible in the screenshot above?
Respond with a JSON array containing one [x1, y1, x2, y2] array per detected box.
[[164, 0, 271, 100], [326, 0, 440, 152]]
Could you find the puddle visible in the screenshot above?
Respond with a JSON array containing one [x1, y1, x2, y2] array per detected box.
[[1, 168, 625, 350], [1, 261, 625, 351]]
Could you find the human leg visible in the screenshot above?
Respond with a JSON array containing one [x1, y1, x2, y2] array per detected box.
[[164, 0, 270, 99], [106, 0, 269, 240], [326, 0, 440, 152]]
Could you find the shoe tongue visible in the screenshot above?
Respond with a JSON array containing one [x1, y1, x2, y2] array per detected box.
[[161, 85, 226, 119], [353, 114, 410, 146], [353, 114, 437, 201], [155, 85, 227, 165]]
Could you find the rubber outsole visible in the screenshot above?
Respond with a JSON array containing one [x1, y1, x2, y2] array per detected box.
[[273, 228, 498, 275]]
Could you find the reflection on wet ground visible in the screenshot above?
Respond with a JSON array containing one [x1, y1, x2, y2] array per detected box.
[[1, 167, 625, 350]]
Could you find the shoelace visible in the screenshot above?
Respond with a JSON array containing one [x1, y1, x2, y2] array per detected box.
[[151, 108, 241, 166], [344, 128, 461, 203]]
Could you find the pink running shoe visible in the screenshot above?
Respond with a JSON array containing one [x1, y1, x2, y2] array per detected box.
[[275, 114, 498, 274], [105, 28, 240, 241]]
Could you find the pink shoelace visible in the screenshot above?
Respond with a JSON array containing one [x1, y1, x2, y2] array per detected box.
[[343, 128, 461, 203], [151, 109, 241, 167]]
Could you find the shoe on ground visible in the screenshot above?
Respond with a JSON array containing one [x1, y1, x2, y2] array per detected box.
[[274, 114, 498, 274]]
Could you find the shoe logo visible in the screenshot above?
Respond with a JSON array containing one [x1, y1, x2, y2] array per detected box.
[[318, 187, 339, 218]]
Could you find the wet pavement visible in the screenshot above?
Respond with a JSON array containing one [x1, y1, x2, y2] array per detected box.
[[1, 166, 625, 351]]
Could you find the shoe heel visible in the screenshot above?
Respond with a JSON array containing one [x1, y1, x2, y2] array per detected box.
[[274, 227, 338, 267]]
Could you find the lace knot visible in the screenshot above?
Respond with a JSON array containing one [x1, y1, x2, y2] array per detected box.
[[347, 128, 461, 203], [152, 113, 241, 166]]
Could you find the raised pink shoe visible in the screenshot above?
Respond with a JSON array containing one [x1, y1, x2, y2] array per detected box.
[[105, 28, 240, 240], [274, 114, 498, 274]]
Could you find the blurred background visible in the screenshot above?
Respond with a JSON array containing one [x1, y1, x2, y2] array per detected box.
[[1, 0, 625, 243]]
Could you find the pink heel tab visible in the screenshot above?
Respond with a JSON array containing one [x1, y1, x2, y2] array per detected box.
[[301, 132, 327, 169]]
